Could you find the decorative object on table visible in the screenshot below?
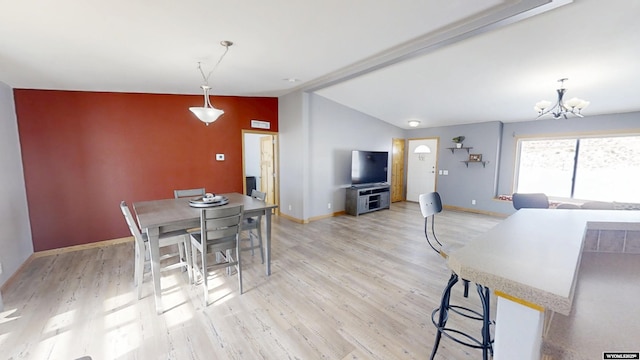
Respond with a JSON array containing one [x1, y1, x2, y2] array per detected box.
[[534, 78, 589, 119], [188, 193, 229, 208], [189, 40, 233, 126], [469, 153, 482, 162], [452, 136, 465, 148]]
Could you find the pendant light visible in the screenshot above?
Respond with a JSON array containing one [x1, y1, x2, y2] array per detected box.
[[189, 40, 233, 125]]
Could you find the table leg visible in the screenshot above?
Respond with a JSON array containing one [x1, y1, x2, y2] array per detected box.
[[494, 295, 544, 360], [145, 227, 163, 314], [265, 209, 272, 276]]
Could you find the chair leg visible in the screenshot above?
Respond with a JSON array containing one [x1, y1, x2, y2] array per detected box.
[[183, 236, 192, 284], [256, 223, 264, 264], [248, 230, 256, 256], [430, 273, 458, 360], [191, 241, 198, 285], [202, 243, 208, 305], [226, 249, 233, 276], [134, 241, 145, 300], [178, 242, 185, 271], [237, 236, 243, 294]]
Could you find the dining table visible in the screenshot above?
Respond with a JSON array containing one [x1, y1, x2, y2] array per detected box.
[[133, 192, 278, 314]]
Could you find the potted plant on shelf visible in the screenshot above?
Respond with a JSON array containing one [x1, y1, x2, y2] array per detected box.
[[452, 136, 465, 148]]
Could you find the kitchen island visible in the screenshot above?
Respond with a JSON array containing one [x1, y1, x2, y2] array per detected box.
[[447, 209, 640, 359]]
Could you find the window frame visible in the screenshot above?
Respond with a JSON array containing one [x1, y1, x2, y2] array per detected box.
[[513, 132, 640, 202]]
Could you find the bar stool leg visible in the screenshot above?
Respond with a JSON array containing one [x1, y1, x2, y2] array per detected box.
[[430, 272, 459, 360], [477, 284, 493, 360]]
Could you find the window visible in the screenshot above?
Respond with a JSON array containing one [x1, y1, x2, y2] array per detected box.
[[515, 135, 640, 202]]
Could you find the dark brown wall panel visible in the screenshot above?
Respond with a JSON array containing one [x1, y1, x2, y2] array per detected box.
[[14, 90, 278, 251]]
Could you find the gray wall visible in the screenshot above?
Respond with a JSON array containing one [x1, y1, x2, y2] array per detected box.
[[308, 94, 404, 218], [0, 81, 34, 287], [278, 92, 404, 221], [408, 121, 505, 212], [278, 90, 308, 220]]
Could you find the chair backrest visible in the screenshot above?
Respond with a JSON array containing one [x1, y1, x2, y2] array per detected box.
[[120, 201, 145, 246], [419, 192, 444, 255], [556, 203, 580, 209], [512, 193, 549, 210], [200, 205, 244, 244], [251, 189, 266, 201], [174, 188, 206, 199], [419, 192, 443, 218], [580, 201, 615, 210]]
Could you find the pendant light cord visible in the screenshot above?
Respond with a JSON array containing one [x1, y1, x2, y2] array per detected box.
[[197, 41, 232, 86]]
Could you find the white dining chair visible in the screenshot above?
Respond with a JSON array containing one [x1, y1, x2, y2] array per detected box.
[[190, 204, 244, 305], [120, 201, 192, 299], [174, 188, 206, 199], [241, 189, 266, 263]]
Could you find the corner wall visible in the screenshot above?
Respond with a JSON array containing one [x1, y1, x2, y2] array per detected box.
[[308, 94, 404, 218], [0, 82, 33, 287]]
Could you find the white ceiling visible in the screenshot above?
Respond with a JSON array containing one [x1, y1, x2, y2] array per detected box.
[[1, 0, 639, 128]]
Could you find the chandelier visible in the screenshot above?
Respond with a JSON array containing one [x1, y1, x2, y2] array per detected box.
[[190, 40, 233, 125], [534, 78, 589, 119]]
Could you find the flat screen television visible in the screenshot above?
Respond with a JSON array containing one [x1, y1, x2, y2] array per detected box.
[[351, 150, 389, 185]]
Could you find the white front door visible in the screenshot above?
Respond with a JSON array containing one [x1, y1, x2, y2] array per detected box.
[[406, 138, 438, 202]]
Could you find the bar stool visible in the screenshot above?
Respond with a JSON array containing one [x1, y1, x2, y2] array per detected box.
[[418, 192, 494, 360]]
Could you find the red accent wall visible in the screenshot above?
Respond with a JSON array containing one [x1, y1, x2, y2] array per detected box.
[[14, 90, 278, 251]]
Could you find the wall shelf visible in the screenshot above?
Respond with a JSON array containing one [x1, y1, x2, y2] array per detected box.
[[446, 146, 473, 154], [462, 161, 487, 168]]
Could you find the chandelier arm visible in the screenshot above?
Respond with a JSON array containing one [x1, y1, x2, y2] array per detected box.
[[533, 78, 588, 120]]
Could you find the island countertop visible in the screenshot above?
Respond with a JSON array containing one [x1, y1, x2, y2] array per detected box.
[[447, 209, 640, 315]]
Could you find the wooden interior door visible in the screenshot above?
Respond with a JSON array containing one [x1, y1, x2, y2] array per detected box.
[[260, 136, 276, 205], [391, 138, 406, 202]]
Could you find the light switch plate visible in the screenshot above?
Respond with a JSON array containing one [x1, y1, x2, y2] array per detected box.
[[216, 154, 224, 161]]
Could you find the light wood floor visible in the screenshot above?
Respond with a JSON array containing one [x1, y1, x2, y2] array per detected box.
[[1, 202, 503, 360]]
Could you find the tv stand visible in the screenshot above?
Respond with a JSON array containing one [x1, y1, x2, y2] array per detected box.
[[345, 184, 390, 216]]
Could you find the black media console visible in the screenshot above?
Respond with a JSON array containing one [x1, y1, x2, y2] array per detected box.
[[345, 184, 390, 216]]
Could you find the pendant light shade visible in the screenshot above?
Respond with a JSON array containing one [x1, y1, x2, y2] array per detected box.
[[190, 41, 232, 125], [189, 85, 224, 125]]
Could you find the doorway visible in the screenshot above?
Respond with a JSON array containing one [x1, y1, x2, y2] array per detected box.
[[242, 130, 279, 211], [406, 138, 439, 202]]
